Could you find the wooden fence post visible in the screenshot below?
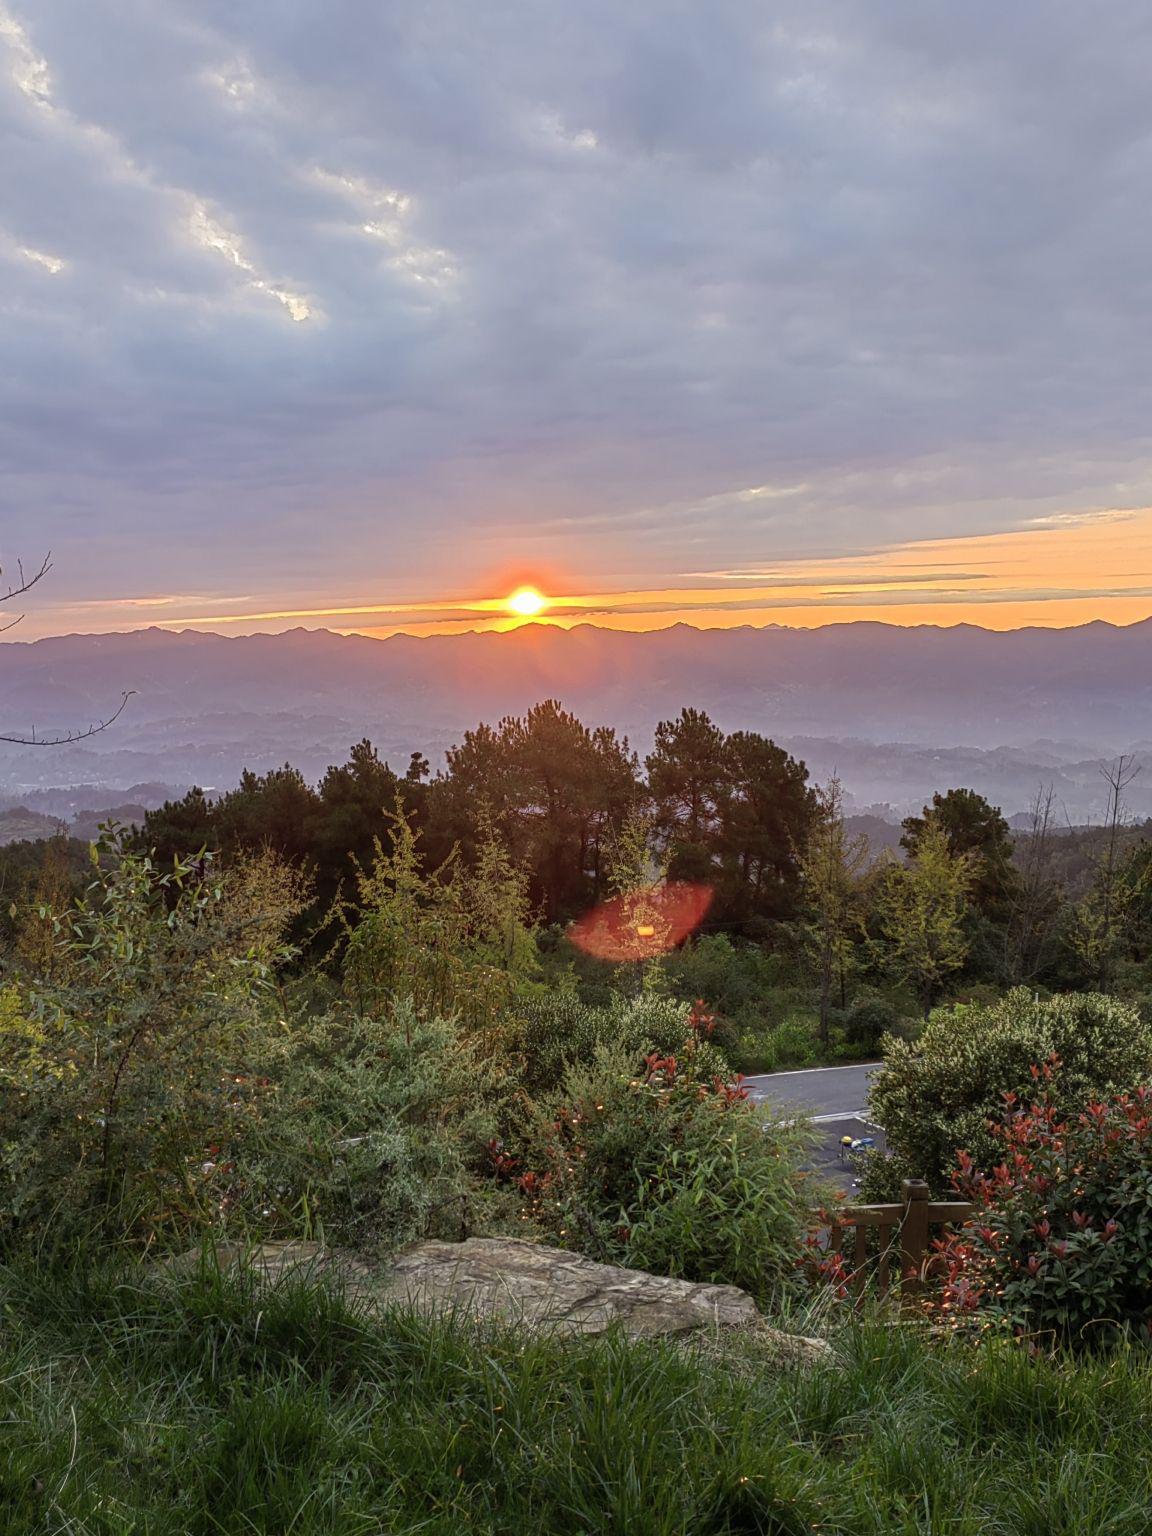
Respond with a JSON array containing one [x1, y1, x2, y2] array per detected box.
[[899, 1179, 931, 1305]]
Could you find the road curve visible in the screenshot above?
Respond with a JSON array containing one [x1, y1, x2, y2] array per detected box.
[[740, 1062, 885, 1190], [740, 1061, 881, 1119]]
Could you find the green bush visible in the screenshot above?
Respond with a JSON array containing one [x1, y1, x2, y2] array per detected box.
[[843, 994, 899, 1052], [730, 1009, 821, 1074], [0, 841, 299, 1251], [505, 990, 690, 1094], [519, 1038, 813, 1303], [662, 933, 785, 1014], [939, 1085, 1152, 1345], [862, 988, 1152, 1198], [235, 1002, 509, 1253], [0, 834, 509, 1258]]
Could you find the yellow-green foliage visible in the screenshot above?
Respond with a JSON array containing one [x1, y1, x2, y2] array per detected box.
[[877, 814, 972, 1012], [0, 985, 67, 1086], [344, 799, 539, 1029], [0, 834, 300, 1249]]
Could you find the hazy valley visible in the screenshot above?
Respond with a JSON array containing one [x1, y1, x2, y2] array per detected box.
[[2, 619, 1151, 829]]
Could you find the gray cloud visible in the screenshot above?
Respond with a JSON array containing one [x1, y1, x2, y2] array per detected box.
[[3, 0, 1152, 617]]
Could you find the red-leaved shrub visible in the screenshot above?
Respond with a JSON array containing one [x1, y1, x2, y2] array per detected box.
[[936, 1065, 1152, 1345]]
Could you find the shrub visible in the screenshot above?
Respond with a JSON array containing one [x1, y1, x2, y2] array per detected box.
[[730, 1010, 822, 1074], [662, 933, 785, 1015], [0, 840, 300, 1251], [843, 995, 899, 1052], [505, 990, 690, 1094], [861, 989, 1152, 1198], [517, 1038, 813, 1303], [233, 1002, 509, 1253], [0, 832, 508, 1258], [343, 802, 539, 1030], [937, 1081, 1152, 1345]]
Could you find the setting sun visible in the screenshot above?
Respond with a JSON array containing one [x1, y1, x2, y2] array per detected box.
[[506, 586, 547, 617]]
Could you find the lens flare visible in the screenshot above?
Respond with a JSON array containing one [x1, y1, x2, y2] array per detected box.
[[569, 882, 714, 962]]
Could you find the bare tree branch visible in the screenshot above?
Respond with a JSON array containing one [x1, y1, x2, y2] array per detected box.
[[0, 690, 136, 747], [0, 550, 133, 746], [0, 551, 52, 607]]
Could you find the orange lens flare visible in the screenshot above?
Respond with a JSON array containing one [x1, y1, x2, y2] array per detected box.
[[568, 882, 714, 962]]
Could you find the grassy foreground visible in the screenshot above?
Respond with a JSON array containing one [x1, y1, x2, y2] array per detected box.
[[2, 1263, 1151, 1535]]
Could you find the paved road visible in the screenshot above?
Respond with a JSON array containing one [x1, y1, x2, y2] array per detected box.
[[741, 1062, 880, 1119], [741, 1063, 884, 1193]]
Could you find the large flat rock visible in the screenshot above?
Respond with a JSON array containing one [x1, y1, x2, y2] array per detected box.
[[380, 1237, 760, 1336], [169, 1236, 829, 1362]]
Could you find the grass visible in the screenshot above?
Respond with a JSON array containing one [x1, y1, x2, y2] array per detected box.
[[2, 1259, 1152, 1534]]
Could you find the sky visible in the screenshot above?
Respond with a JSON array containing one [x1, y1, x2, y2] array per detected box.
[[4, 1, 1152, 641]]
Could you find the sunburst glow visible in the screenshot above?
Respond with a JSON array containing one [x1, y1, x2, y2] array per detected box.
[[506, 586, 547, 617]]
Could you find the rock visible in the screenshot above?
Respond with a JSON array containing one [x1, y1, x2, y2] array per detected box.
[[166, 1235, 830, 1363], [380, 1236, 760, 1337]]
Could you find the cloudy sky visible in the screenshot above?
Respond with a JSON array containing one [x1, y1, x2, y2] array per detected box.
[[4, 1, 1152, 639]]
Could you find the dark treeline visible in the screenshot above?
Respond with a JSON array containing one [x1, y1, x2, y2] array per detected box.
[[140, 701, 817, 935]]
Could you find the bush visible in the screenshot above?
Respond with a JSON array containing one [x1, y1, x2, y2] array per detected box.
[[0, 841, 300, 1251], [505, 990, 690, 1094], [860, 989, 1152, 1199], [517, 1038, 813, 1303], [937, 1082, 1152, 1345], [730, 1010, 820, 1074], [843, 995, 899, 1052], [662, 933, 785, 1015], [234, 1001, 510, 1253], [0, 833, 508, 1258]]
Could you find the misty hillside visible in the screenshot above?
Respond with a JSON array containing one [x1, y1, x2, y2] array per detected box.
[[0, 620, 1150, 821]]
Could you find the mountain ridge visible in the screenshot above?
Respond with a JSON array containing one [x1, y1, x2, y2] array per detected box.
[[1, 620, 1150, 820]]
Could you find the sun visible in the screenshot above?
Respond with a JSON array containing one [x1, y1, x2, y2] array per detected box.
[[506, 585, 548, 617]]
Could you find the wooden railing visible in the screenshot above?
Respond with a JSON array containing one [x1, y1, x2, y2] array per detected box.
[[820, 1179, 974, 1306]]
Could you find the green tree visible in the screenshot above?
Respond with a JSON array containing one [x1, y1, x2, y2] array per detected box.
[[139, 785, 215, 868], [800, 775, 869, 1046], [647, 710, 814, 926], [879, 815, 972, 1014], [902, 787, 1017, 924], [720, 729, 815, 927], [343, 800, 538, 1028], [600, 808, 670, 990], [214, 764, 320, 865], [1003, 784, 1063, 985], [1067, 756, 1143, 991], [312, 739, 408, 908], [440, 700, 641, 921], [646, 707, 729, 879]]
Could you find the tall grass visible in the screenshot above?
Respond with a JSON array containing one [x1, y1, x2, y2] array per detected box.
[[2, 1259, 1151, 1534]]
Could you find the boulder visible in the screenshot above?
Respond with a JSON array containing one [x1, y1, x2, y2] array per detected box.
[[167, 1235, 830, 1363]]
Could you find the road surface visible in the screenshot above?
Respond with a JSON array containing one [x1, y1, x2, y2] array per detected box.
[[741, 1062, 884, 1192], [741, 1062, 880, 1119]]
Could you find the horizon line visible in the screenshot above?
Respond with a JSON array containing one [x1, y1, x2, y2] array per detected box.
[[7, 609, 1152, 648]]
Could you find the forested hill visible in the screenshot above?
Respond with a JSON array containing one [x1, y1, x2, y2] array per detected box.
[[0, 619, 1150, 818]]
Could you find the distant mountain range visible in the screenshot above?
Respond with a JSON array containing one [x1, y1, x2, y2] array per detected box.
[[0, 620, 1150, 824]]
